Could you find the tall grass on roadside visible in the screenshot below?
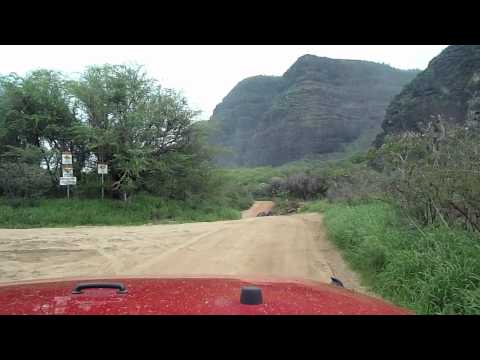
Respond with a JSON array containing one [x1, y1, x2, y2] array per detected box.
[[0, 194, 241, 228], [302, 200, 480, 315], [299, 200, 331, 213]]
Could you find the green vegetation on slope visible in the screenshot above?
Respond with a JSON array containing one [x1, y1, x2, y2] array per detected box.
[[223, 151, 381, 204], [302, 200, 480, 315]]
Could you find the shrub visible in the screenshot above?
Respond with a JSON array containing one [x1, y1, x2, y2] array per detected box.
[[326, 166, 387, 204], [284, 173, 328, 200], [265, 177, 286, 197], [264, 173, 328, 200], [0, 162, 52, 198], [76, 173, 107, 199], [376, 118, 480, 232]]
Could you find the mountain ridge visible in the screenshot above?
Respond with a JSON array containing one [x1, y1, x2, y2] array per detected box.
[[376, 45, 480, 144], [209, 54, 419, 166]]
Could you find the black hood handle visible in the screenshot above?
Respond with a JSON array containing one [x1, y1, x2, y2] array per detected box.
[[72, 282, 127, 294]]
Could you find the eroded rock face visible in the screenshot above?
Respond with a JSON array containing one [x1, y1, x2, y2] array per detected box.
[[208, 54, 418, 167], [376, 45, 480, 144], [467, 91, 480, 127]]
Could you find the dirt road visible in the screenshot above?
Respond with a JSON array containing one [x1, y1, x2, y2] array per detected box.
[[241, 201, 275, 218], [0, 203, 366, 293]]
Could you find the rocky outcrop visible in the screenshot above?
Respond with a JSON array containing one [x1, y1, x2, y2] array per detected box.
[[376, 45, 480, 145]]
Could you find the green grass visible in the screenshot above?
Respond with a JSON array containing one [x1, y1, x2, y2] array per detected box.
[[299, 199, 331, 213], [0, 194, 241, 228], [302, 199, 480, 315]]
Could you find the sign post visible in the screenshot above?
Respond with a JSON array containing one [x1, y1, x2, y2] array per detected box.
[[60, 177, 77, 186], [61, 152, 75, 199], [98, 164, 108, 200], [60, 176, 77, 199]]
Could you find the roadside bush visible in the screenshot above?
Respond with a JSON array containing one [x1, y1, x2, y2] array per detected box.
[[265, 177, 286, 197], [250, 182, 270, 199], [272, 197, 301, 215], [264, 173, 328, 200], [205, 169, 254, 210], [326, 166, 387, 204], [75, 173, 107, 199], [0, 162, 52, 199], [284, 173, 328, 200], [376, 118, 480, 232]]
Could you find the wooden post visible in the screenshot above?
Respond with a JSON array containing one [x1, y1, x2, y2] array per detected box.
[[67, 185, 70, 200], [101, 174, 104, 200]]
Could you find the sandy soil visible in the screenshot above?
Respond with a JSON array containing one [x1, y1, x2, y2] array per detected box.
[[241, 201, 275, 218], [0, 203, 366, 293]]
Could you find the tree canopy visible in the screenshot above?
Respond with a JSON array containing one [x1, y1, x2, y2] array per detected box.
[[0, 64, 212, 200]]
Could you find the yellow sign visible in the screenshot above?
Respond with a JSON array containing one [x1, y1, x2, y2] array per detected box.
[[62, 152, 72, 165], [62, 165, 74, 177]]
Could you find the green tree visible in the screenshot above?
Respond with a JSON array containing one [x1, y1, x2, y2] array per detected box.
[[0, 64, 218, 203], [70, 64, 201, 200], [0, 70, 79, 185]]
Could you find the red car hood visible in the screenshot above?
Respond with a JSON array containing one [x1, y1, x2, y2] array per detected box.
[[0, 275, 412, 315]]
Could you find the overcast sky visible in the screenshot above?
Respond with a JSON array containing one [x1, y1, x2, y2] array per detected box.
[[0, 45, 447, 119]]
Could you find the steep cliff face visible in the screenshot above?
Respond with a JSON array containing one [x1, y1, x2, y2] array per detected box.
[[376, 45, 480, 144], [209, 54, 418, 167]]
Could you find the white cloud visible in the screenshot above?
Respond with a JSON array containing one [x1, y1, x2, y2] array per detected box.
[[0, 45, 447, 119]]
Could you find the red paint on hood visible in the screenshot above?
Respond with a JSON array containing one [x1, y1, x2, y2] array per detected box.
[[0, 276, 412, 315]]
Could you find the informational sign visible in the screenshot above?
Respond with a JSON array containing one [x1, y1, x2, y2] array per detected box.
[[62, 152, 72, 165], [98, 164, 108, 174], [62, 165, 74, 178], [60, 177, 77, 186]]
